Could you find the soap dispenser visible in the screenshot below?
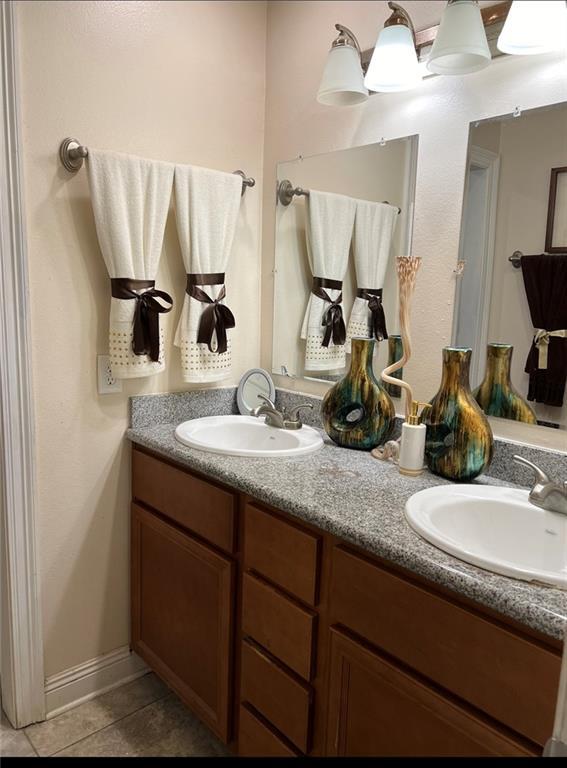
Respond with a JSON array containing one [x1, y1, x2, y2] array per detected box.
[[399, 401, 430, 477]]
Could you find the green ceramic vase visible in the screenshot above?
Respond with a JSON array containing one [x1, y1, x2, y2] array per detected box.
[[474, 344, 537, 424], [384, 334, 403, 398], [321, 337, 395, 450], [425, 347, 493, 482]]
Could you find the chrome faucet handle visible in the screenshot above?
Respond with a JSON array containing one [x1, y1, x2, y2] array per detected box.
[[257, 393, 277, 410], [513, 455, 551, 486], [288, 403, 313, 421], [284, 403, 313, 430]]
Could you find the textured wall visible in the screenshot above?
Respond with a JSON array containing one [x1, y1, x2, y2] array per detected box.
[[260, 0, 567, 453], [17, 0, 266, 677]]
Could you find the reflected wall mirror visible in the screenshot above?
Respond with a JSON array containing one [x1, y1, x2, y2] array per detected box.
[[272, 136, 418, 399], [453, 102, 567, 433]]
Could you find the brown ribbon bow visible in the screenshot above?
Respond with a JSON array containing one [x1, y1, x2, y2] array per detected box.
[[357, 288, 388, 341], [312, 277, 346, 348], [186, 273, 235, 354], [110, 278, 173, 362]]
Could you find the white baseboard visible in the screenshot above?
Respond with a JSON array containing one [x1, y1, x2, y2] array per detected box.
[[44, 646, 148, 719]]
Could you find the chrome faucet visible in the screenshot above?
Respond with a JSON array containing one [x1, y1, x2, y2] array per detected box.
[[513, 455, 567, 516], [251, 394, 313, 430]]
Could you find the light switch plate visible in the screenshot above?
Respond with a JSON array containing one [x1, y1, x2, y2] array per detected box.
[[97, 355, 122, 394]]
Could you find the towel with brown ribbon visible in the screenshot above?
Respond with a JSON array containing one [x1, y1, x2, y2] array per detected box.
[[186, 273, 235, 354], [110, 278, 173, 362], [312, 277, 346, 348], [357, 288, 388, 341]]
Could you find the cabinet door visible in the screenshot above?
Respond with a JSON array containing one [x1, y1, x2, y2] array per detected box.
[[131, 503, 234, 742], [326, 629, 535, 757]]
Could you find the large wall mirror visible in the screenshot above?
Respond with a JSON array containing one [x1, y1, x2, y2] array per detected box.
[[272, 137, 418, 395], [453, 102, 567, 435]]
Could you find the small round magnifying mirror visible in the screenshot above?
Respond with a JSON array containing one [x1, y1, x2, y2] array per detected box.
[[237, 368, 276, 415]]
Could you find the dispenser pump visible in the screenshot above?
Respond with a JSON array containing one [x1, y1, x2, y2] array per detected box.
[[406, 401, 431, 426]]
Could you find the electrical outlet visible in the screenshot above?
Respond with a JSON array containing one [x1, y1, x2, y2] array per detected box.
[[97, 355, 122, 395]]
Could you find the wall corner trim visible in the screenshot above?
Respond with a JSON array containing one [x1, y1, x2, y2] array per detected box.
[[0, 0, 45, 728], [44, 646, 149, 719]]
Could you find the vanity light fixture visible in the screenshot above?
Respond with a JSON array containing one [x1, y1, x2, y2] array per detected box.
[[364, 1, 422, 93], [317, 24, 368, 106], [497, 0, 567, 56], [427, 0, 491, 75]]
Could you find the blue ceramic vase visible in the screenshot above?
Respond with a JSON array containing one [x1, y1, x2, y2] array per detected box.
[[321, 337, 395, 450]]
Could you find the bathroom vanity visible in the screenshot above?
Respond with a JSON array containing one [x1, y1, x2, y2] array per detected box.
[[129, 438, 564, 757]]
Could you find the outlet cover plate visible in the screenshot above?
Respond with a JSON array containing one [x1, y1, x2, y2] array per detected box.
[[97, 355, 122, 394]]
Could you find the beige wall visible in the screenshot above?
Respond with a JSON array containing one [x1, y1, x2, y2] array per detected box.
[[260, 0, 567, 453], [17, 0, 266, 677]]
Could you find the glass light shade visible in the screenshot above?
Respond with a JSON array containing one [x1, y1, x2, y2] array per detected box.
[[427, 0, 491, 75], [317, 44, 368, 106], [364, 24, 422, 93], [497, 1, 567, 56]]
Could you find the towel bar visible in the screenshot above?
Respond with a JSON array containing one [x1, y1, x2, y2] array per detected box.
[[277, 178, 401, 213], [509, 250, 567, 268], [59, 138, 255, 196]]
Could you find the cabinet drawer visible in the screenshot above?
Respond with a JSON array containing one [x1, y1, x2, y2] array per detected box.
[[242, 572, 316, 681], [131, 503, 233, 742], [326, 628, 536, 757], [238, 704, 299, 757], [331, 546, 560, 746], [241, 638, 312, 752], [244, 503, 320, 605], [132, 448, 236, 553]]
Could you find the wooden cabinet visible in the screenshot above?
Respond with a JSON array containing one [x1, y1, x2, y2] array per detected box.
[[131, 447, 561, 757], [326, 629, 536, 757], [131, 502, 234, 742], [330, 545, 560, 746]]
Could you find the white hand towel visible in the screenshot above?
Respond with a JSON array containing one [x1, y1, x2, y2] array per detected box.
[[87, 149, 174, 379], [346, 200, 398, 352], [300, 190, 357, 372], [173, 165, 242, 383]]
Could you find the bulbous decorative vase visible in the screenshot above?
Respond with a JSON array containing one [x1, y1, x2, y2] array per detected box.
[[474, 344, 537, 424], [425, 347, 493, 482], [322, 337, 395, 450]]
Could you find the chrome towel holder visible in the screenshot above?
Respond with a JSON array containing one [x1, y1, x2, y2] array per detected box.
[[58, 138, 256, 196], [277, 178, 401, 213]]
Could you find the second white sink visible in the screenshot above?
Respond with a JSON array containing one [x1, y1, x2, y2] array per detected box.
[[405, 485, 567, 589], [175, 415, 324, 458]]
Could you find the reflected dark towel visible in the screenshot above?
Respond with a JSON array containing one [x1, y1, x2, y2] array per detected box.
[[521, 253, 567, 407]]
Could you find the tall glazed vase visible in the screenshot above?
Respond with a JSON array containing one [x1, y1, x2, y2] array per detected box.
[[474, 344, 537, 424], [425, 347, 493, 481], [321, 337, 395, 450]]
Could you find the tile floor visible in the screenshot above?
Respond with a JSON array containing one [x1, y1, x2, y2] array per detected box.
[[0, 673, 229, 758]]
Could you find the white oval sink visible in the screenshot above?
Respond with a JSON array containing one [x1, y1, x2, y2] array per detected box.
[[175, 415, 324, 458], [405, 485, 567, 588]]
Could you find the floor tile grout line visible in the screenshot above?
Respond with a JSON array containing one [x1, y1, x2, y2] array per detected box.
[[46, 691, 173, 758], [23, 730, 39, 757]]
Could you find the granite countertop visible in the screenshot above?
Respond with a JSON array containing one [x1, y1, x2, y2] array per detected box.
[[127, 419, 567, 643]]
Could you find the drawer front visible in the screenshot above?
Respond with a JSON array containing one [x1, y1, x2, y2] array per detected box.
[[241, 638, 312, 752], [326, 629, 536, 757], [244, 503, 320, 606], [132, 448, 236, 553], [238, 704, 299, 757], [331, 546, 560, 746], [131, 503, 234, 742], [242, 572, 316, 681]]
